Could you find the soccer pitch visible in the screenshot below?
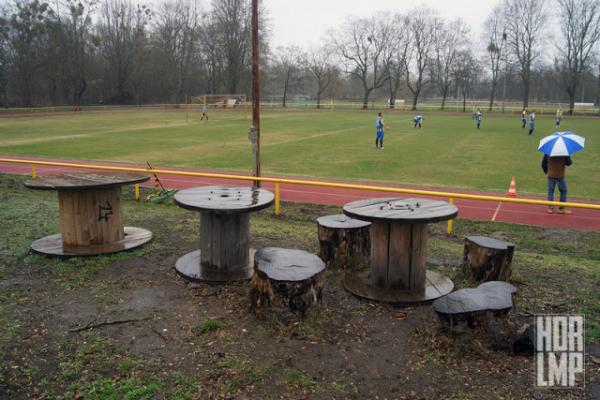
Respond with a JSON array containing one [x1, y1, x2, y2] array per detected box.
[[1, 109, 598, 199]]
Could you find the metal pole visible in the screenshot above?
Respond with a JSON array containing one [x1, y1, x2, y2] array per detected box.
[[251, 0, 261, 188], [447, 197, 454, 235]]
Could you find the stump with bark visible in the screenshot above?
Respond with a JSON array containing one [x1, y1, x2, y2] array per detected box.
[[463, 236, 514, 283], [250, 247, 326, 318], [317, 214, 370, 270]]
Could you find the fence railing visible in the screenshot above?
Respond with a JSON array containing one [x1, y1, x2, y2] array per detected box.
[[2, 101, 599, 116], [2, 158, 600, 234]]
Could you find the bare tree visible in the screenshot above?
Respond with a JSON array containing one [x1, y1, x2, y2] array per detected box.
[[306, 45, 335, 109], [453, 49, 480, 112], [431, 18, 468, 110], [504, 0, 547, 108], [271, 45, 302, 108], [405, 7, 438, 110], [154, 0, 200, 103], [385, 12, 411, 109], [332, 14, 391, 109], [211, 0, 250, 94], [55, 0, 98, 109], [555, 0, 600, 114], [4, 0, 52, 106], [483, 5, 507, 111], [198, 12, 222, 95], [98, 0, 152, 103]]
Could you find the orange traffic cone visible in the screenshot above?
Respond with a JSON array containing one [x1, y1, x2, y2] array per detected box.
[[506, 177, 517, 197]]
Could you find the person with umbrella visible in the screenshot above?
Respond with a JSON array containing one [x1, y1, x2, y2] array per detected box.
[[539, 131, 585, 214]]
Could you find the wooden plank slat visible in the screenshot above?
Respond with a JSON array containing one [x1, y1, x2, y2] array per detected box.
[[369, 222, 390, 288], [410, 224, 428, 292], [387, 223, 411, 290], [343, 197, 458, 224]]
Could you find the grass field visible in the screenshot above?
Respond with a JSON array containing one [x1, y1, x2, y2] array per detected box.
[[1, 109, 599, 199]]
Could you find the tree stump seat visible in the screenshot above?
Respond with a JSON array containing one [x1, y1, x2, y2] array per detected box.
[[317, 214, 370, 270], [463, 236, 514, 283], [432, 281, 517, 326], [250, 247, 326, 318]]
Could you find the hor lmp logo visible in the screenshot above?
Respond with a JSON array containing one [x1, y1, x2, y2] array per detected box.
[[535, 315, 585, 388]]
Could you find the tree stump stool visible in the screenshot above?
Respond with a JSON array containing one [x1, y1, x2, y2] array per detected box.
[[317, 214, 370, 270], [463, 236, 514, 283], [432, 281, 518, 327], [250, 247, 326, 318]]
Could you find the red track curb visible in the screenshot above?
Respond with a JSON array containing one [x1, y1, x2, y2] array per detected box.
[[1, 155, 599, 231]]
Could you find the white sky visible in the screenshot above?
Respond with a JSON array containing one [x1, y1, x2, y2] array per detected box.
[[263, 0, 500, 49]]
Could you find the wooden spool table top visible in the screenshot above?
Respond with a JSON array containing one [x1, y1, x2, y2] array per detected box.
[[316, 214, 371, 229], [343, 198, 457, 224], [173, 186, 274, 214], [24, 172, 149, 190]]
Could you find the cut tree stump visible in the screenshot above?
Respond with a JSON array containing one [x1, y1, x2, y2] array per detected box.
[[317, 214, 370, 270], [463, 236, 515, 283], [432, 281, 518, 326], [250, 247, 325, 318]]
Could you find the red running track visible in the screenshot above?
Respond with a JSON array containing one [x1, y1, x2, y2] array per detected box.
[[1, 155, 599, 231]]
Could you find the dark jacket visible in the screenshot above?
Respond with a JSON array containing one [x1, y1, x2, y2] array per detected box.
[[542, 155, 572, 178]]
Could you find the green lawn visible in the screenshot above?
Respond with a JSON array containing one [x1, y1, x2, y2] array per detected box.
[[1, 109, 599, 199]]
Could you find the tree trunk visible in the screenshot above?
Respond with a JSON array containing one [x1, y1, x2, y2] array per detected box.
[[316, 91, 321, 109], [441, 92, 448, 110], [463, 236, 514, 283], [250, 248, 325, 318], [362, 88, 371, 109], [411, 90, 419, 111], [522, 77, 530, 108], [568, 92, 575, 115], [282, 79, 288, 108], [462, 91, 467, 112], [317, 215, 370, 270], [488, 83, 497, 112], [389, 94, 395, 109]]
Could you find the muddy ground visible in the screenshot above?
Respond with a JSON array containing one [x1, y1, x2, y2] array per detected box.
[[0, 174, 599, 399]]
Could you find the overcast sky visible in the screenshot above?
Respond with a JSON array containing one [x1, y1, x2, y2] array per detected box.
[[262, 0, 500, 49]]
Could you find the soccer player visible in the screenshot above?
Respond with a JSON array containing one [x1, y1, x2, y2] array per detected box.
[[528, 110, 536, 135], [555, 107, 562, 127], [475, 109, 482, 129], [521, 109, 527, 129], [201, 103, 208, 121], [413, 115, 424, 128], [375, 112, 385, 149]]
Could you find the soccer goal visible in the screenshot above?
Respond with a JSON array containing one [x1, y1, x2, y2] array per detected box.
[[191, 94, 249, 117]]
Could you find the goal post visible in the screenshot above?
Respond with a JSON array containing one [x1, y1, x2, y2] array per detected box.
[[191, 94, 249, 118]]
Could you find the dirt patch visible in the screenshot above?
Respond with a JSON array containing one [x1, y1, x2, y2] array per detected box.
[[0, 176, 598, 399]]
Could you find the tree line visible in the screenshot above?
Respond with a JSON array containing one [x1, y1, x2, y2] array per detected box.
[[2, 0, 600, 114]]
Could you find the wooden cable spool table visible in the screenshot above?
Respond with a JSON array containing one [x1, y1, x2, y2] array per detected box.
[[343, 197, 458, 303], [173, 186, 274, 282], [24, 172, 152, 256]]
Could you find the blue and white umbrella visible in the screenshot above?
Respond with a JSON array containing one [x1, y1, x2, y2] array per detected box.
[[538, 131, 585, 157]]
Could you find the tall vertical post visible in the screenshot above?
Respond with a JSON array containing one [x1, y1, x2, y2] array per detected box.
[[251, 0, 261, 188]]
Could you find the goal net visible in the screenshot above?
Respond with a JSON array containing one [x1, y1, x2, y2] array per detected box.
[[192, 94, 247, 110]]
